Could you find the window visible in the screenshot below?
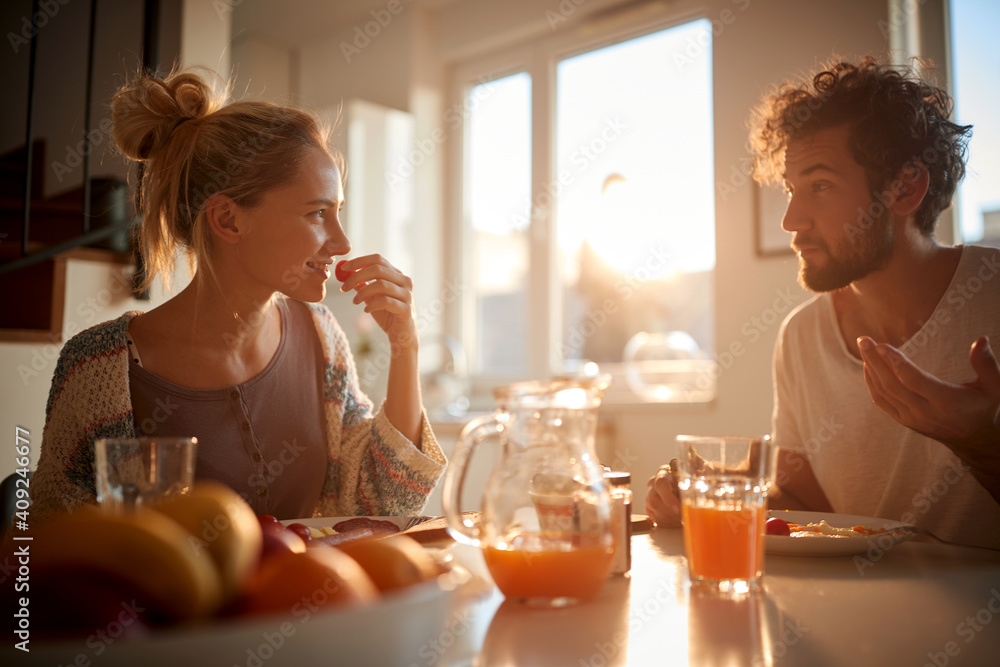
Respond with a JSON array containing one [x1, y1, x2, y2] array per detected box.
[[452, 17, 716, 402], [466, 73, 532, 375], [950, 0, 1000, 245]]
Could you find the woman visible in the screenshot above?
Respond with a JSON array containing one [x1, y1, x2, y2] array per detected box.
[[31, 70, 446, 520]]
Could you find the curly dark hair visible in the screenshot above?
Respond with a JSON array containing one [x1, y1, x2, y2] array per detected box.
[[749, 56, 972, 235]]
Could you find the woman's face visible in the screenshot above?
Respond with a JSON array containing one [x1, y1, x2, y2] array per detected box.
[[232, 146, 350, 302]]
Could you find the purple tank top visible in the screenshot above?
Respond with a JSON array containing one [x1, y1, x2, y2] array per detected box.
[[129, 298, 327, 519]]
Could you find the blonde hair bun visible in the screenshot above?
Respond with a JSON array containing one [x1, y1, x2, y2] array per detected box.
[[112, 70, 221, 161]]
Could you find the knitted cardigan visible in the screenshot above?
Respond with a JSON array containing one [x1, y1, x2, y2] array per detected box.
[[31, 302, 447, 520]]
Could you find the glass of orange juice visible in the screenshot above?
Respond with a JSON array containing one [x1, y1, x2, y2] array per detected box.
[[676, 435, 775, 595]]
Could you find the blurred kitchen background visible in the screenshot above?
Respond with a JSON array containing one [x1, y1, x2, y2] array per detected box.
[[1, 0, 997, 514]]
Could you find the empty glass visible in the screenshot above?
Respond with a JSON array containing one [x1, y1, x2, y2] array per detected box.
[[94, 437, 197, 513]]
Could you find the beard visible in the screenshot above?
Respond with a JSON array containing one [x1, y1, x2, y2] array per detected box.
[[796, 211, 895, 293]]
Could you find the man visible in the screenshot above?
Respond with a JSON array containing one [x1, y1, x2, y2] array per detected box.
[[646, 56, 1000, 549]]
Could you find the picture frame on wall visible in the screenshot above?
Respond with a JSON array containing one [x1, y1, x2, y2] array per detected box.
[[754, 182, 793, 256]]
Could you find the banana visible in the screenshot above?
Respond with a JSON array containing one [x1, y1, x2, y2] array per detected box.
[[152, 482, 262, 600], [32, 505, 222, 620]]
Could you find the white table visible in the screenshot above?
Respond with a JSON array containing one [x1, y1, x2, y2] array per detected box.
[[432, 528, 1000, 666]]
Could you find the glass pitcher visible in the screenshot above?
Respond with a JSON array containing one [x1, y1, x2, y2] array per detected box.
[[443, 375, 615, 607]]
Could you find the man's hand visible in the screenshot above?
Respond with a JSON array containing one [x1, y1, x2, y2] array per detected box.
[[645, 460, 682, 528], [857, 335, 1000, 500]]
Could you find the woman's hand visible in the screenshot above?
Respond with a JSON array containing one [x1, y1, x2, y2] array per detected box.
[[339, 254, 418, 353], [339, 254, 423, 445]]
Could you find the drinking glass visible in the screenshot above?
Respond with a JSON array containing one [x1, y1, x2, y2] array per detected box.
[[676, 435, 775, 594], [94, 437, 197, 513]]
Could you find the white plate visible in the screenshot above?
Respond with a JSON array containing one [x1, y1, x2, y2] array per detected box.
[[280, 516, 409, 530], [766, 510, 915, 556]]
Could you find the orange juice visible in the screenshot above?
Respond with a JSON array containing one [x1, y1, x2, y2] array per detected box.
[[483, 532, 613, 603], [682, 502, 765, 583]]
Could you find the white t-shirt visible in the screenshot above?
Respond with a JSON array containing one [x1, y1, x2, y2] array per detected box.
[[772, 245, 1000, 549]]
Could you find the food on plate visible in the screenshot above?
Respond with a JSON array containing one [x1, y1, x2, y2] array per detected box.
[[310, 527, 379, 547], [765, 517, 792, 536], [309, 526, 340, 538], [333, 517, 401, 537], [336, 535, 440, 592], [239, 548, 379, 616], [153, 481, 263, 600], [784, 519, 896, 538], [27, 504, 222, 622], [286, 522, 313, 542]]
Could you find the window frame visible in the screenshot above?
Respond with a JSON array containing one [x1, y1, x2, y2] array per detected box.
[[445, 9, 716, 403]]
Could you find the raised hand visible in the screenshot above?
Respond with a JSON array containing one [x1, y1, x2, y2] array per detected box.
[[338, 254, 418, 352], [857, 335, 1000, 501]]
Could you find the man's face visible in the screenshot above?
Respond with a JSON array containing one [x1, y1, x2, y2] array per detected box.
[[781, 125, 894, 293]]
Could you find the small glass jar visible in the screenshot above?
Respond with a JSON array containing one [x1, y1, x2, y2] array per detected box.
[[604, 471, 632, 577]]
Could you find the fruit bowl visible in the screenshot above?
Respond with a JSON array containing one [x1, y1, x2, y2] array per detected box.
[[8, 555, 479, 667]]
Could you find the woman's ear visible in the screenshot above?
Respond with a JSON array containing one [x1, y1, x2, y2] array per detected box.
[[890, 162, 930, 217], [204, 194, 244, 245]]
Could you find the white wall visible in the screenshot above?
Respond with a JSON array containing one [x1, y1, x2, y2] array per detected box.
[[180, 0, 232, 77], [231, 35, 294, 103]]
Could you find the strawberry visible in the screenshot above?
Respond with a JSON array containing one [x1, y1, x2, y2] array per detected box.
[[335, 260, 352, 282]]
